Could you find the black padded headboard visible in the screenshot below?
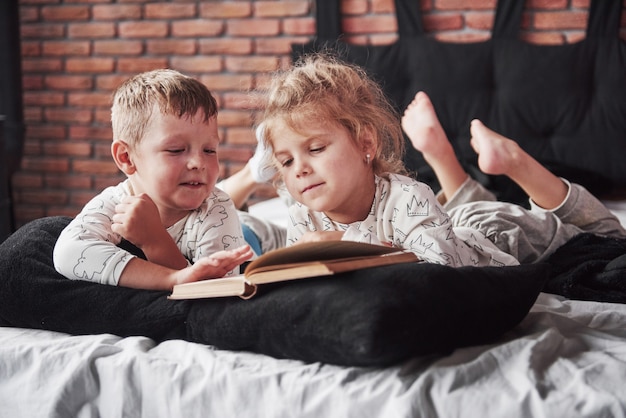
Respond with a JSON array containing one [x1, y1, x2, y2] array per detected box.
[[292, 0, 626, 205]]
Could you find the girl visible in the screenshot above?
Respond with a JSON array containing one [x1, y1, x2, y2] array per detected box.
[[259, 54, 517, 267]]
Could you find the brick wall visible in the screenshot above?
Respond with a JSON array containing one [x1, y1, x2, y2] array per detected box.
[[12, 0, 626, 228]]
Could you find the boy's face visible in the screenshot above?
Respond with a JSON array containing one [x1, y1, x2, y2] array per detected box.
[[128, 108, 220, 225], [271, 120, 376, 224]]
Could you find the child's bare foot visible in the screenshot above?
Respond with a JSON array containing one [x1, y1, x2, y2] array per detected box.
[[470, 119, 568, 209], [401, 91, 454, 162], [469, 119, 524, 177], [402, 91, 468, 201]]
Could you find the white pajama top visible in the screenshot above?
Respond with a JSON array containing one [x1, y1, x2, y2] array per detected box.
[[53, 180, 246, 285], [287, 173, 519, 268]]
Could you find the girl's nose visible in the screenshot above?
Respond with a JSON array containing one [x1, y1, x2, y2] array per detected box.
[[294, 158, 310, 177]]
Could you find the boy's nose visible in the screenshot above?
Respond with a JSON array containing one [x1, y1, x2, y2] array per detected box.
[[187, 154, 204, 170]]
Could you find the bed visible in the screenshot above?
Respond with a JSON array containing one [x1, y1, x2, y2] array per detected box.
[[1, 0, 626, 416]]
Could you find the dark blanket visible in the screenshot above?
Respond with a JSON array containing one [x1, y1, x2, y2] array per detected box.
[[543, 233, 626, 303], [0, 216, 624, 366]]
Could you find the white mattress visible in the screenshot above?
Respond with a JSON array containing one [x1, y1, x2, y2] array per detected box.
[[1, 293, 626, 417]]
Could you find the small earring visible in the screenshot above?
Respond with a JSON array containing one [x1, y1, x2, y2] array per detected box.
[[366, 154, 371, 164]]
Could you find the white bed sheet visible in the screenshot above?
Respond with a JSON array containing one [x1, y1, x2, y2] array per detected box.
[[1, 293, 626, 418]]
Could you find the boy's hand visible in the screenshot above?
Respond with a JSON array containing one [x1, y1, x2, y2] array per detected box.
[[172, 245, 254, 286], [112, 193, 165, 248]]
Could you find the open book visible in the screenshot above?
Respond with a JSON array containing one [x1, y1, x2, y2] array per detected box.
[[168, 241, 418, 300]]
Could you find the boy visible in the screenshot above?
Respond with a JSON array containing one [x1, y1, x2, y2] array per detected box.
[[54, 69, 253, 290]]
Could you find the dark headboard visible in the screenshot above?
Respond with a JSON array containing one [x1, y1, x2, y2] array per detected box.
[[293, 0, 626, 205]]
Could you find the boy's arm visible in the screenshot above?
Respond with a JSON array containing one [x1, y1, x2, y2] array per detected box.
[[117, 245, 253, 290]]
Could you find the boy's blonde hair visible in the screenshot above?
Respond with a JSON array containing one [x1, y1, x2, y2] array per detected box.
[[111, 69, 218, 147], [260, 53, 406, 175]]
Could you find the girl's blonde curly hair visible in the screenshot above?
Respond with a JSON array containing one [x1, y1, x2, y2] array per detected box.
[[260, 53, 407, 176]]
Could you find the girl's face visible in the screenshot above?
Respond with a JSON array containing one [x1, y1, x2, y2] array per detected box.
[[271, 120, 376, 224], [127, 109, 220, 226]]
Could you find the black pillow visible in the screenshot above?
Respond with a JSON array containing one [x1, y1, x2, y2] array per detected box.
[[0, 216, 547, 367], [0, 216, 189, 341], [187, 261, 547, 367]]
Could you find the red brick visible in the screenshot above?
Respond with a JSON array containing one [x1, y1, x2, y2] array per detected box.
[[527, 0, 569, 9], [227, 19, 280, 36], [218, 146, 255, 162], [93, 40, 144, 56], [66, 57, 115, 73], [70, 125, 113, 141], [12, 172, 43, 189], [199, 38, 253, 55], [119, 21, 169, 38], [21, 58, 63, 73], [21, 157, 69, 173], [92, 4, 142, 20], [23, 91, 65, 106], [145, 3, 196, 19], [25, 124, 67, 140], [255, 37, 310, 54], [254, 1, 310, 17], [424, 14, 464, 31], [18, 6, 39, 22], [201, 74, 254, 92], [41, 5, 90, 21], [216, 110, 254, 127], [344, 0, 369, 14], [22, 75, 44, 90], [435, 0, 495, 10], [146, 39, 197, 55], [533, 11, 588, 30], [200, 2, 252, 19], [169, 56, 223, 73], [466, 11, 495, 30], [21, 23, 65, 39], [45, 174, 92, 190], [94, 143, 113, 158], [344, 16, 398, 34], [21, 41, 41, 57], [45, 108, 93, 124], [171, 19, 224, 37], [72, 159, 119, 175], [225, 56, 279, 73], [22, 140, 42, 156], [45, 75, 93, 90], [283, 18, 316, 35], [67, 92, 112, 107], [43, 141, 92, 157], [24, 107, 43, 122], [68, 22, 117, 38], [94, 109, 113, 125], [117, 57, 169, 73], [42, 40, 91, 56], [96, 74, 133, 90]]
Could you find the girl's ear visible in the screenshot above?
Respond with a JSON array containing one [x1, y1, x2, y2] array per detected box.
[[111, 141, 136, 175], [361, 126, 378, 158]]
